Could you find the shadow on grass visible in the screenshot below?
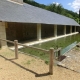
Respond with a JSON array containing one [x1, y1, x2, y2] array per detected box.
[[0, 55, 50, 77]]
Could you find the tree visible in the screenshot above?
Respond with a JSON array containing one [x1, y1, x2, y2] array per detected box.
[[23, 0, 79, 23]]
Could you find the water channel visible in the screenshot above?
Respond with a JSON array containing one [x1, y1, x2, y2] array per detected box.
[[20, 33, 80, 61], [34, 33, 80, 49]]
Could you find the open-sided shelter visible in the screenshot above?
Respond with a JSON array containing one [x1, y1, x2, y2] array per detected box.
[[0, 0, 79, 47]]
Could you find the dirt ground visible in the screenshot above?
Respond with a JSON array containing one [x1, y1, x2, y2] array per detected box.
[[0, 48, 80, 80]]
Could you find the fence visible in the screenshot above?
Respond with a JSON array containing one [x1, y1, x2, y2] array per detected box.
[[0, 38, 61, 75]]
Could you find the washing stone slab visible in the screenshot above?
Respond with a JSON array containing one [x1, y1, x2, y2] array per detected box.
[[57, 47, 80, 73]]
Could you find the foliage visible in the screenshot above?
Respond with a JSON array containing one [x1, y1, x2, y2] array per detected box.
[[45, 60, 49, 65], [23, 0, 46, 9], [23, 0, 79, 23]]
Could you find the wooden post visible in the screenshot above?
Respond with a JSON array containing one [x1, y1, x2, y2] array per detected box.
[[14, 40, 18, 59], [0, 39, 1, 48], [58, 49, 61, 61], [49, 48, 54, 75]]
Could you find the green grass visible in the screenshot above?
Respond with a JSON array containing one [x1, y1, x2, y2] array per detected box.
[[20, 47, 49, 61], [21, 59, 36, 66], [21, 60, 31, 65]]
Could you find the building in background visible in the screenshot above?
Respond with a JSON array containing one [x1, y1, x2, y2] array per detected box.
[[0, 0, 80, 47]]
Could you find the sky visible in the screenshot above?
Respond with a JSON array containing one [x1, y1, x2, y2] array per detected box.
[[34, 0, 80, 13]]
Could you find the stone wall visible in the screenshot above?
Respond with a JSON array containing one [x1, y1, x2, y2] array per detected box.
[[0, 22, 7, 47], [6, 22, 37, 41], [57, 25, 64, 36], [6, 22, 78, 43], [66, 26, 70, 34], [75, 26, 79, 32], [41, 24, 54, 39], [72, 26, 75, 32]]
